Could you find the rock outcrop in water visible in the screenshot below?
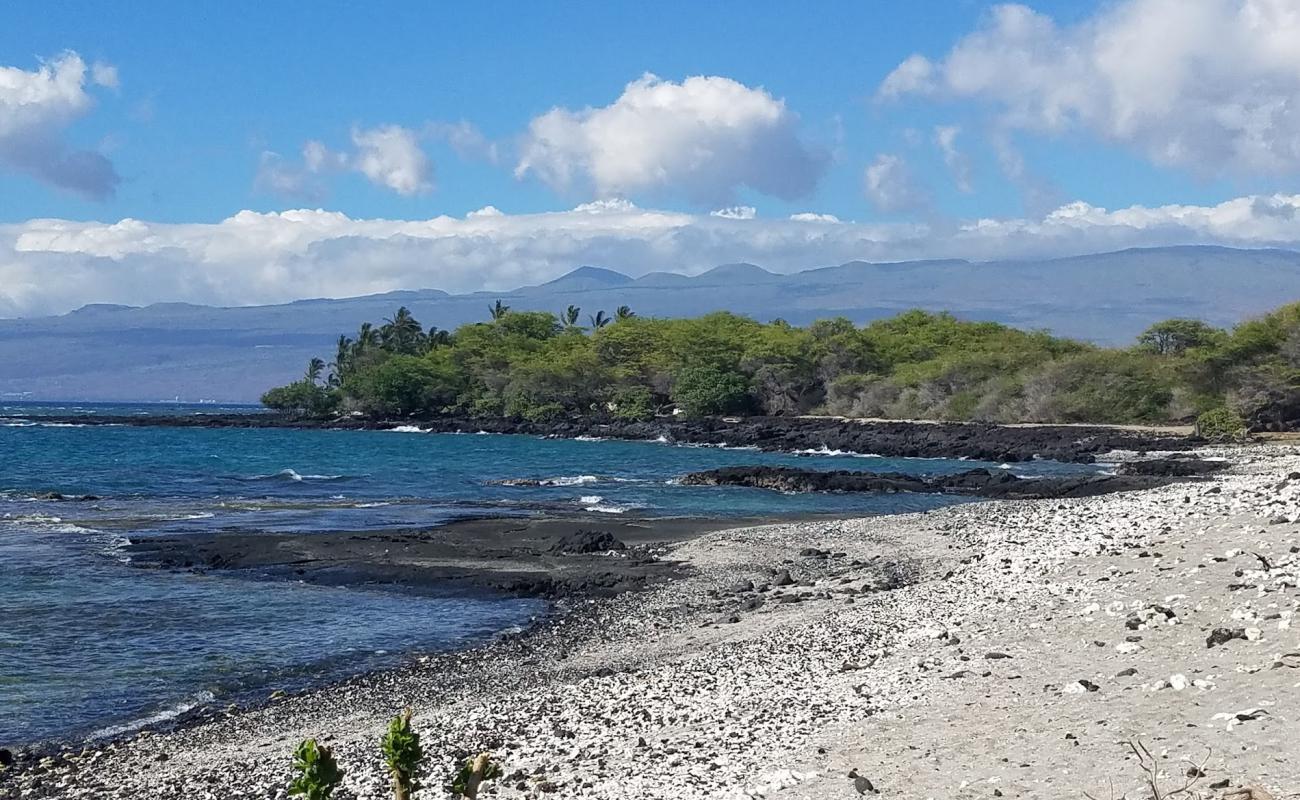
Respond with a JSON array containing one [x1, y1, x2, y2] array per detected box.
[[680, 465, 1184, 499]]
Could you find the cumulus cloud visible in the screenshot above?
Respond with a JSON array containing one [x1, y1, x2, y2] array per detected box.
[[514, 73, 827, 204], [878, 0, 1300, 175], [350, 125, 433, 195], [7, 194, 1300, 317], [0, 51, 120, 198], [256, 124, 433, 199], [864, 154, 927, 213]]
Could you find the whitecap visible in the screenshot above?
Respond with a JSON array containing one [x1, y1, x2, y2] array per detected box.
[[584, 504, 629, 514], [547, 475, 599, 486], [388, 425, 427, 433], [578, 494, 603, 504], [573, 435, 605, 442], [89, 690, 216, 740], [794, 445, 883, 458]]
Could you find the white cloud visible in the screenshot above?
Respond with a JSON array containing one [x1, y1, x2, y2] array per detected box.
[[0, 51, 119, 198], [864, 154, 926, 213], [256, 124, 433, 199], [350, 125, 433, 195], [789, 212, 841, 223], [7, 194, 1300, 317], [711, 206, 757, 220], [878, 0, 1300, 175], [514, 73, 827, 204], [933, 125, 972, 193], [427, 120, 500, 164]]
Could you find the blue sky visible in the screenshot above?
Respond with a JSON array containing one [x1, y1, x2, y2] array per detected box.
[[3, 0, 1300, 316], [1, 0, 1252, 223]]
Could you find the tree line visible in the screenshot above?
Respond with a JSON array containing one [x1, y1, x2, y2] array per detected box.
[[261, 300, 1300, 431]]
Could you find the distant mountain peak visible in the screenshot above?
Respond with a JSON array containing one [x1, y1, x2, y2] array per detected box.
[[541, 266, 633, 288], [697, 263, 776, 282]]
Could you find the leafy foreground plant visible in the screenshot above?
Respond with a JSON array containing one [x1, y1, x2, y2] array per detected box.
[[449, 752, 504, 799], [288, 738, 343, 800], [381, 708, 424, 800]]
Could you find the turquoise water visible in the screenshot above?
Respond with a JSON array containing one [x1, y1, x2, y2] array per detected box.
[[0, 403, 1102, 746]]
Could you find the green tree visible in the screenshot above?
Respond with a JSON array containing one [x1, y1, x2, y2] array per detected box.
[[588, 310, 611, 329], [261, 381, 337, 416], [615, 305, 636, 321], [304, 357, 326, 385], [562, 305, 582, 329], [672, 365, 752, 416], [343, 354, 460, 417], [381, 307, 425, 355], [488, 299, 510, 320], [1137, 318, 1226, 356]]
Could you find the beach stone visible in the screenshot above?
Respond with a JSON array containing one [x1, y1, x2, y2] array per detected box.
[[772, 569, 794, 586], [1206, 627, 1247, 648]]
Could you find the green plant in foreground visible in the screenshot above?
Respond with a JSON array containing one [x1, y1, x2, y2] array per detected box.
[[381, 708, 424, 800], [449, 753, 504, 799], [1196, 406, 1247, 442], [288, 738, 343, 800]]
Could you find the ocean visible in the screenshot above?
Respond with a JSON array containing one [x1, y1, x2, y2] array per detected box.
[[0, 403, 1102, 745]]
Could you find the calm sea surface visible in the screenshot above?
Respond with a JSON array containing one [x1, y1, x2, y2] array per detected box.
[[0, 402, 1102, 745]]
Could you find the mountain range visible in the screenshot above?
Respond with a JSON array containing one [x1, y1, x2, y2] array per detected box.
[[1, 245, 1298, 402]]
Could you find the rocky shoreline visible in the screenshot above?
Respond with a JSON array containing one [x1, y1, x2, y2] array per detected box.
[[121, 514, 780, 600], [679, 461, 1225, 499], [4, 412, 1201, 463], [3, 443, 1297, 799]]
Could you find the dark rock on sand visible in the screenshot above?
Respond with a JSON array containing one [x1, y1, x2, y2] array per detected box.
[[1206, 627, 1249, 648], [1119, 458, 1229, 477], [679, 466, 1177, 500], [547, 529, 626, 554]]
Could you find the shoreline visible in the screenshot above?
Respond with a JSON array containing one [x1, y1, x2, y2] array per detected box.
[[0, 411, 1203, 463], [5, 443, 1297, 799]]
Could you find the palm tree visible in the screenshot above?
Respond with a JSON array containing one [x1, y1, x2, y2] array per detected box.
[[615, 305, 636, 321], [489, 299, 510, 321], [381, 306, 424, 354], [328, 335, 352, 386], [427, 327, 452, 348], [588, 310, 611, 329], [304, 357, 325, 385], [356, 322, 380, 351], [562, 305, 582, 329]]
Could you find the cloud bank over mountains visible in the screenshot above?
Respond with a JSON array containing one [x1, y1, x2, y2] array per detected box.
[[7, 193, 1300, 318]]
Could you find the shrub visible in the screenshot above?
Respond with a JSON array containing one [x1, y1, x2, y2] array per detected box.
[[1195, 407, 1247, 442], [261, 381, 337, 417], [288, 739, 343, 800], [671, 366, 752, 416], [381, 709, 424, 800], [609, 386, 656, 421]]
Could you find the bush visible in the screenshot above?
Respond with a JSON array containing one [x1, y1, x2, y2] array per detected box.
[[261, 381, 337, 417], [609, 386, 656, 421], [671, 366, 752, 416], [1195, 407, 1247, 442]]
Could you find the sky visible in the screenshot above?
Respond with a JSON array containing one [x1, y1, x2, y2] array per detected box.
[[3, 0, 1300, 317]]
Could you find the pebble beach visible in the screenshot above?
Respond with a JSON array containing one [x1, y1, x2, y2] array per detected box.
[[5, 443, 1298, 800]]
